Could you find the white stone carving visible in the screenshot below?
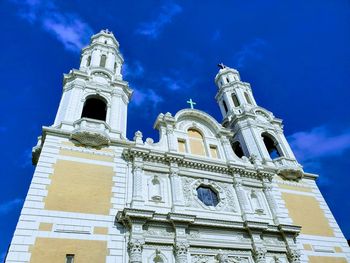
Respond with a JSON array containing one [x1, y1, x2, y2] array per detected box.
[[70, 118, 110, 147]]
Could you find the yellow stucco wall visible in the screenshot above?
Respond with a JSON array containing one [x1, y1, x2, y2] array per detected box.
[[278, 183, 312, 193], [30, 238, 107, 263], [44, 160, 114, 215], [282, 192, 334, 236], [94, 227, 109, 235], [308, 256, 347, 263], [60, 149, 114, 162], [38, 223, 53, 232]]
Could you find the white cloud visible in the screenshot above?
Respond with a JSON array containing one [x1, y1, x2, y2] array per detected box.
[[234, 38, 267, 68], [136, 1, 182, 39], [160, 74, 198, 91], [0, 198, 23, 214], [132, 89, 163, 107], [122, 61, 145, 79], [288, 125, 350, 171], [10, 0, 93, 52]]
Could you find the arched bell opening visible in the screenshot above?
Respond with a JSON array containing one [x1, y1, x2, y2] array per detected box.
[[81, 96, 107, 121], [261, 133, 283, 159]]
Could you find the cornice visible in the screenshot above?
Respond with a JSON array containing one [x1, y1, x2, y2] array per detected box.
[[123, 147, 275, 180], [116, 208, 301, 236]]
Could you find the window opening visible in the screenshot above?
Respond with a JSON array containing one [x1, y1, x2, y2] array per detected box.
[[210, 145, 219, 158], [232, 94, 240, 107], [100, 54, 107, 67], [81, 97, 107, 121], [66, 254, 74, 263], [262, 133, 282, 159], [178, 139, 186, 153], [188, 129, 206, 156], [222, 100, 228, 113], [197, 186, 219, 206], [232, 141, 244, 158]]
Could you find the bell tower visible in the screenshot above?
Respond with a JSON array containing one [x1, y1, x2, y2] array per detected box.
[[215, 64, 303, 179], [53, 29, 132, 146]]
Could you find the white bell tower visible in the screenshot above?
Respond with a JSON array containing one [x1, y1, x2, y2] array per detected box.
[[52, 29, 132, 146], [215, 64, 303, 179]]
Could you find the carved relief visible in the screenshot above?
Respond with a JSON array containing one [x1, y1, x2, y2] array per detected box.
[[174, 241, 189, 263], [128, 239, 144, 263], [149, 176, 162, 202]]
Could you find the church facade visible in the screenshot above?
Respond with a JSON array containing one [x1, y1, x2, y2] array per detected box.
[[5, 30, 350, 263]]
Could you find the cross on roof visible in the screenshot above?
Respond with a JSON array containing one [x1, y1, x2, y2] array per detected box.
[[218, 63, 227, 69], [187, 98, 196, 109]]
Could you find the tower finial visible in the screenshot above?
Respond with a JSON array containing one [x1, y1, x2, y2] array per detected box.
[[218, 63, 226, 69]]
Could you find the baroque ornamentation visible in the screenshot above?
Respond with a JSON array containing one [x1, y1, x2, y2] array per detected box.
[[253, 247, 267, 263], [174, 241, 189, 263], [128, 239, 144, 263], [288, 249, 301, 263], [182, 178, 195, 206]]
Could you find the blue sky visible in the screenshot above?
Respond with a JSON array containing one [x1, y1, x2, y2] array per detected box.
[[0, 0, 350, 259]]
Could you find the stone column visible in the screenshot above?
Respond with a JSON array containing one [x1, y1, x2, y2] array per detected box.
[[287, 249, 301, 263], [169, 164, 184, 211], [253, 246, 267, 263], [249, 229, 267, 263], [91, 49, 101, 67], [109, 90, 120, 131], [174, 241, 189, 263], [166, 125, 177, 151], [220, 136, 235, 161], [262, 179, 281, 225], [105, 51, 115, 71], [232, 174, 253, 220], [128, 239, 144, 263], [216, 253, 229, 263], [131, 157, 144, 207]]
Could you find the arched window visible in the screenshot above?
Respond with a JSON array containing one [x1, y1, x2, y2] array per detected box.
[[100, 54, 107, 67], [222, 100, 228, 113], [244, 92, 252, 104], [86, 56, 91, 67], [262, 133, 282, 159], [114, 62, 117, 71], [81, 96, 107, 121], [232, 141, 244, 158], [232, 94, 240, 107], [188, 128, 206, 156], [226, 77, 230, 83]]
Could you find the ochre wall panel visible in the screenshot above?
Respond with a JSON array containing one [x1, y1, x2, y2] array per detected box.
[[282, 193, 334, 237], [59, 149, 114, 162], [30, 238, 107, 263], [38, 223, 52, 232], [94, 227, 109, 235], [45, 160, 113, 215], [308, 256, 347, 263], [278, 183, 312, 193]]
